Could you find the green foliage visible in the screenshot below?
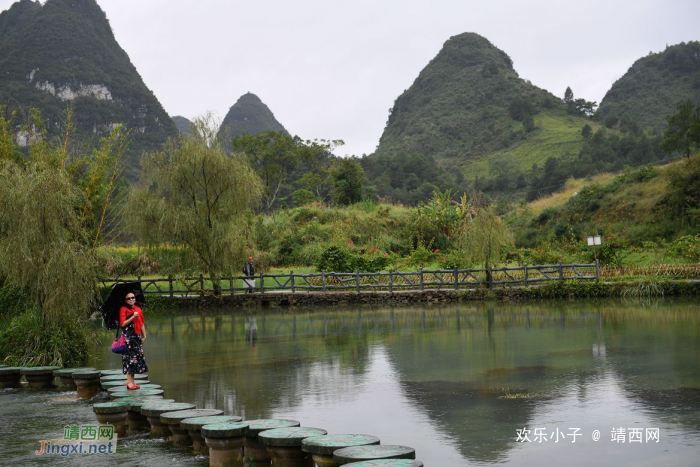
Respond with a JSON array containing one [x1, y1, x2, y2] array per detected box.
[[129, 115, 263, 294], [315, 245, 390, 273], [0, 309, 90, 367], [661, 100, 700, 158], [663, 156, 700, 219], [232, 130, 341, 211], [598, 41, 700, 131], [0, 284, 28, 322], [329, 157, 365, 206], [668, 234, 700, 262]]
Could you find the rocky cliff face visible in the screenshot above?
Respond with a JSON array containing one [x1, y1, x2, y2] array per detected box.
[[0, 0, 177, 180]]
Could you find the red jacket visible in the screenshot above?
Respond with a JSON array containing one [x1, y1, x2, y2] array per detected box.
[[120, 305, 144, 335]]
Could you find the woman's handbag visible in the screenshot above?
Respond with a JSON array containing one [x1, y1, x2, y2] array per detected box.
[[111, 327, 127, 354]]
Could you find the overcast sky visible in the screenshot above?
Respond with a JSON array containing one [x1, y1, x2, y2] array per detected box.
[[2, 0, 698, 156]]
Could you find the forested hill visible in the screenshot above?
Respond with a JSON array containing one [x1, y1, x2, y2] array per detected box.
[[597, 42, 700, 130], [216, 92, 288, 147], [374, 32, 563, 162], [0, 0, 177, 180]]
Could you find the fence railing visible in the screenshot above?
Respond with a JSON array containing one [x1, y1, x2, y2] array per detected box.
[[101, 261, 599, 297]]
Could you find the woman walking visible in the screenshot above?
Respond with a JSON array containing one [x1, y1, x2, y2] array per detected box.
[[119, 292, 148, 389]]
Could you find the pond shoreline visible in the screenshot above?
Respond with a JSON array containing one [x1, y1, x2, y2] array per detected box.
[[169, 279, 700, 309]]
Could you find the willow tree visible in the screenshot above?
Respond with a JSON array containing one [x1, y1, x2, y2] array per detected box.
[[456, 205, 513, 286], [129, 116, 262, 295]]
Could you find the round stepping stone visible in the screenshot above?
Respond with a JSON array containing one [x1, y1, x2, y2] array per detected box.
[[303, 434, 381, 467], [160, 409, 223, 446], [21, 366, 60, 388], [244, 419, 301, 462], [334, 445, 416, 465], [100, 374, 148, 382], [54, 367, 96, 389], [93, 401, 130, 438], [72, 370, 103, 398], [123, 397, 173, 432], [0, 367, 22, 389], [111, 388, 164, 400], [201, 422, 250, 467], [102, 380, 152, 390], [181, 415, 243, 453], [259, 427, 328, 466], [108, 383, 159, 393], [140, 402, 196, 438], [99, 369, 123, 376], [342, 461, 424, 467]]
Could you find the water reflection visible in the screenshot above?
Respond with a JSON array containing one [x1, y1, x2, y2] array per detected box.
[[2, 299, 699, 466]]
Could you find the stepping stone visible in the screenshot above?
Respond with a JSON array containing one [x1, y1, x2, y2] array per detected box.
[[21, 366, 60, 389], [0, 367, 22, 389], [122, 398, 173, 432], [333, 445, 416, 466], [101, 380, 151, 390], [93, 401, 130, 438], [303, 434, 381, 467], [160, 409, 223, 446], [107, 383, 159, 394], [72, 370, 102, 399], [342, 461, 424, 467], [100, 374, 148, 382], [180, 415, 243, 453], [53, 367, 96, 389], [111, 388, 164, 400], [140, 402, 196, 438], [201, 421, 250, 467], [244, 419, 300, 462], [99, 369, 123, 376], [259, 427, 328, 466]]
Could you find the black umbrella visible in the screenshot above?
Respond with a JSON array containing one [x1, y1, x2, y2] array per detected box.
[[100, 281, 146, 330]]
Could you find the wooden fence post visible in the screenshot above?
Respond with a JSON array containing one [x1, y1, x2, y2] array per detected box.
[[229, 277, 233, 295], [356, 269, 360, 294], [419, 267, 424, 291], [524, 264, 528, 288], [260, 272, 264, 294], [389, 269, 393, 293], [595, 259, 600, 278], [291, 270, 295, 293], [454, 267, 458, 290], [322, 271, 326, 293], [558, 261, 564, 281], [199, 274, 204, 293]]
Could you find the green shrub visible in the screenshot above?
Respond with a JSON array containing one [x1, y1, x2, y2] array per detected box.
[[316, 246, 354, 272], [0, 310, 91, 367], [0, 285, 29, 322], [668, 234, 700, 262]]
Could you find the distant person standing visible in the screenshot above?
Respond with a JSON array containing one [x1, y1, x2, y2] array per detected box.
[[243, 256, 255, 293]]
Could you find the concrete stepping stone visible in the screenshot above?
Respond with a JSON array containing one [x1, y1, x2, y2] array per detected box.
[[201, 421, 250, 467], [140, 402, 196, 438], [342, 461, 424, 467], [73, 370, 102, 399], [93, 401, 130, 438], [21, 366, 60, 389], [244, 419, 300, 462], [110, 388, 164, 400], [100, 374, 148, 382], [99, 369, 123, 376], [122, 398, 173, 431], [53, 367, 96, 389], [107, 383, 160, 394], [303, 434, 381, 467], [333, 445, 416, 466], [0, 367, 22, 388], [180, 415, 243, 453], [101, 380, 151, 390], [160, 409, 223, 446], [259, 426, 328, 466]]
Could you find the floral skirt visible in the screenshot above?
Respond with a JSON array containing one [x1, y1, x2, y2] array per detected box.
[[122, 323, 148, 375]]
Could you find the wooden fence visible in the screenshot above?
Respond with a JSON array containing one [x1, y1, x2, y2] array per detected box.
[[102, 261, 599, 297]]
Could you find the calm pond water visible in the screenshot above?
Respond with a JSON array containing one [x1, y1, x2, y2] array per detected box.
[[1, 298, 699, 466]]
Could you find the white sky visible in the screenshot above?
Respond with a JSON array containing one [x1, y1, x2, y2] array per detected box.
[[2, 0, 698, 156]]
